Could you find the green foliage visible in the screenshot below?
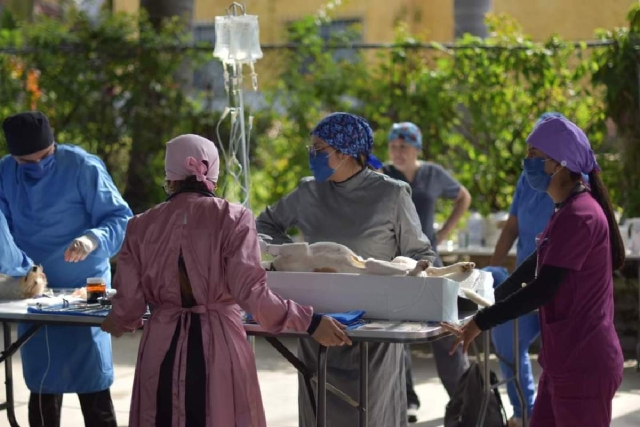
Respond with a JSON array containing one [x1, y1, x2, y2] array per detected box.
[[592, 2, 640, 217], [0, 4, 638, 222], [256, 9, 609, 218], [0, 10, 218, 212]]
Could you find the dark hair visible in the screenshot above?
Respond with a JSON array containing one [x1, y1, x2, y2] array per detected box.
[[586, 171, 626, 270], [356, 153, 376, 170], [169, 175, 212, 194]]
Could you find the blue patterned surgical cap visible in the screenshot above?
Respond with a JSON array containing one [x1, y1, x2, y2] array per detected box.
[[311, 112, 383, 169]]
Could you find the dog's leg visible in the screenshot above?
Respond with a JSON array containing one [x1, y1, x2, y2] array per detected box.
[[364, 259, 411, 276], [426, 261, 475, 277], [407, 260, 431, 276], [461, 288, 492, 307]]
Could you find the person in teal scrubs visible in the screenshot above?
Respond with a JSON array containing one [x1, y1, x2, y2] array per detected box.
[[0, 111, 132, 426]]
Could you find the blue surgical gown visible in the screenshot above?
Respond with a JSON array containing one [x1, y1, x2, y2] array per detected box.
[[0, 144, 132, 394], [0, 210, 33, 277]]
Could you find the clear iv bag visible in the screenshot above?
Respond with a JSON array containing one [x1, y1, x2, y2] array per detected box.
[[213, 16, 231, 62], [228, 15, 263, 63]]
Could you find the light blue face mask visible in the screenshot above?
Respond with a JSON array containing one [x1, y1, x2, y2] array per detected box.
[[523, 158, 551, 192], [19, 154, 55, 180]]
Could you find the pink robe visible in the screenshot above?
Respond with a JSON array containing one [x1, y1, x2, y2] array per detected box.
[[107, 193, 314, 427]]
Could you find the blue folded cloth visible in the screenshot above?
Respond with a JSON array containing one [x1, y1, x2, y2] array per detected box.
[[322, 310, 365, 326], [244, 310, 366, 330]]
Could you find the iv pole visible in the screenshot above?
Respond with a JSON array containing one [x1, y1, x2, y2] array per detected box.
[[216, 1, 260, 349], [215, 1, 259, 209], [227, 2, 251, 209]]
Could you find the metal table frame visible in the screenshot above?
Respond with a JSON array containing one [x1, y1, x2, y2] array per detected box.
[[0, 308, 523, 427], [479, 318, 528, 427]]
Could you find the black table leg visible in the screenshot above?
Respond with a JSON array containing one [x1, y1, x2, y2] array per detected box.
[[359, 342, 368, 427], [1, 322, 42, 427], [316, 346, 327, 427], [264, 336, 318, 418]]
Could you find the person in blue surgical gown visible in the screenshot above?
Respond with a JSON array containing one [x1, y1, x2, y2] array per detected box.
[[0, 209, 33, 277], [0, 111, 132, 427]]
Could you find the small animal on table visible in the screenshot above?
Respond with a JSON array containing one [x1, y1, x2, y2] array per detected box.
[[0, 265, 48, 299], [260, 239, 475, 277]]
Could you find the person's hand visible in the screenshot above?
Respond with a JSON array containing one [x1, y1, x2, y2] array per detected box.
[[64, 235, 97, 262], [101, 315, 124, 338], [441, 319, 482, 354], [311, 316, 353, 347]]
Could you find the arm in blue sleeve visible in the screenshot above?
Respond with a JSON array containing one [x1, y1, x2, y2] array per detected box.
[[78, 155, 133, 258], [0, 210, 33, 277], [509, 174, 524, 217], [0, 164, 33, 277]]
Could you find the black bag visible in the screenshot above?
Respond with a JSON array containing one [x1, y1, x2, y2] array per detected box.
[[444, 362, 507, 427]]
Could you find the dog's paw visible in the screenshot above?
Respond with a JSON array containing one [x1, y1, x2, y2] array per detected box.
[[408, 259, 432, 276], [416, 260, 432, 270], [460, 262, 475, 272]]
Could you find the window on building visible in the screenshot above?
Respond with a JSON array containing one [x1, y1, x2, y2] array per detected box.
[[193, 23, 226, 97], [290, 18, 363, 74], [320, 18, 363, 63]]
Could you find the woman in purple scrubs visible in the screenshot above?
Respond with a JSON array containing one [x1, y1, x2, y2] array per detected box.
[[443, 116, 624, 427]]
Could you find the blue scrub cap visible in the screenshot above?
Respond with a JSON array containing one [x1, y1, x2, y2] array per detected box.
[[311, 112, 383, 169], [388, 122, 422, 150]]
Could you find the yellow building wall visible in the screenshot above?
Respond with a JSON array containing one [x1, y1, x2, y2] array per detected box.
[[114, 0, 635, 41], [113, 0, 139, 14], [493, 0, 634, 40]]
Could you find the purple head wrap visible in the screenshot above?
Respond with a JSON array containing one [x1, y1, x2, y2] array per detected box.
[[526, 117, 600, 174]]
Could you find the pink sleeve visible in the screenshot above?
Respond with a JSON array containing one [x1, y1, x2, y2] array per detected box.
[[223, 209, 313, 333], [108, 220, 146, 332], [540, 213, 591, 271]]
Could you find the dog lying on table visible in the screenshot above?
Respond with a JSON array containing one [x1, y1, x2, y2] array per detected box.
[[259, 238, 492, 307], [259, 238, 475, 277]]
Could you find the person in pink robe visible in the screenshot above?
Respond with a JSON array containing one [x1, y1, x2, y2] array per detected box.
[[101, 134, 351, 427]]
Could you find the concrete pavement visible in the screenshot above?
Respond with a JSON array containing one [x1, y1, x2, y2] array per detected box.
[[0, 329, 638, 426]]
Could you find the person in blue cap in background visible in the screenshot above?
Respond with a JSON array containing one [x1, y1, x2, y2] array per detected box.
[[485, 112, 585, 427], [382, 122, 472, 423], [0, 111, 132, 426]]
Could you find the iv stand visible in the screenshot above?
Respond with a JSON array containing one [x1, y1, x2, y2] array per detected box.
[[229, 62, 251, 209], [226, 2, 251, 209], [224, 2, 254, 352]]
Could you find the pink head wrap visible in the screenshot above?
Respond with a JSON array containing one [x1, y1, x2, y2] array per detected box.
[[165, 134, 219, 192]]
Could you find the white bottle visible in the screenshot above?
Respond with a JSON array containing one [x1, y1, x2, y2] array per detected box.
[[467, 211, 484, 247]]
